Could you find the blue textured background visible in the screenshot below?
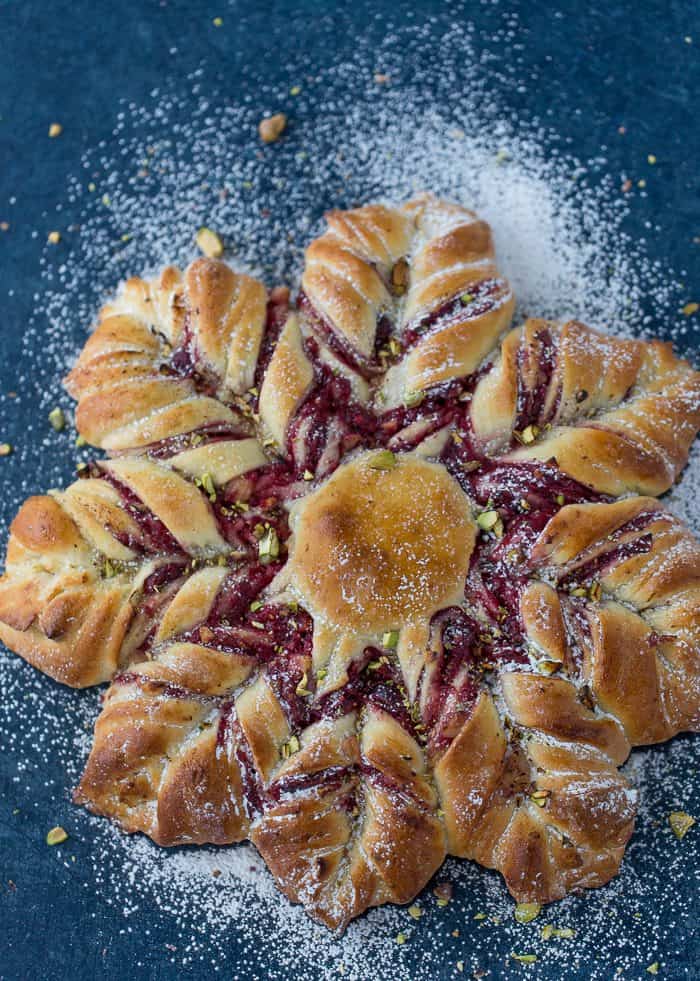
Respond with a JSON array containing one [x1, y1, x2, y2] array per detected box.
[[1, 2, 699, 979]]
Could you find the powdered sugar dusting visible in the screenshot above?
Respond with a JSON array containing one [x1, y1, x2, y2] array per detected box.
[[2, 12, 699, 980]]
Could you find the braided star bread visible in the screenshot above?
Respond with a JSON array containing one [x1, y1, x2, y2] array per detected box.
[[1, 194, 699, 930]]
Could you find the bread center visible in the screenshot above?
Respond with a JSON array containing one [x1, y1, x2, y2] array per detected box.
[[288, 452, 476, 633]]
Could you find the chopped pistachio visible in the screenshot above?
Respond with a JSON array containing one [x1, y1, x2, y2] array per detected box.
[[368, 449, 397, 471], [46, 826, 68, 846], [477, 509, 500, 532], [646, 964, 660, 975], [395, 932, 407, 945], [510, 954, 537, 964], [518, 424, 539, 445], [555, 493, 565, 506], [48, 122, 63, 138], [459, 292, 475, 305], [382, 629, 399, 649], [538, 659, 562, 676], [212, 16, 223, 26], [287, 600, 299, 612], [669, 810, 696, 840], [290, 85, 301, 96], [48, 407, 66, 431], [682, 301, 699, 316], [541, 924, 554, 940], [388, 337, 402, 357], [250, 620, 265, 630], [404, 389, 424, 408], [570, 586, 588, 598], [588, 580, 602, 601], [75, 434, 87, 447], [295, 672, 312, 697], [249, 600, 263, 613], [407, 905, 422, 920], [514, 902, 541, 924], [282, 734, 300, 757], [474, 912, 487, 920], [0, 442, 12, 456], [258, 525, 280, 563], [263, 436, 276, 448], [530, 789, 550, 807], [196, 226, 224, 258], [456, 963, 464, 974], [552, 927, 575, 939], [647, 154, 657, 165], [47, 230, 61, 244], [199, 471, 216, 500], [102, 193, 111, 206], [316, 668, 327, 681], [302, 469, 314, 481]]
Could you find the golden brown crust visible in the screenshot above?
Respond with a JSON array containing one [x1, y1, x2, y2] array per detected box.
[[0, 495, 135, 686], [0, 448, 263, 686], [287, 451, 476, 632], [65, 259, 270, 452], [2, 195, 700, 930], [290, 194, 515, 417], [253, 707, 446, 930], [75, 670, 250, 846], [529, 498, 700, 743], [434, 688, 635, 904], [471, 319, 700, 495]]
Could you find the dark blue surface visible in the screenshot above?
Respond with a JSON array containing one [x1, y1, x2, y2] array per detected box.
[[1, 2, 699, 979]]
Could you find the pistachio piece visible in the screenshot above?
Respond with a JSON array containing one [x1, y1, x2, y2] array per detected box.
[[368, 450, 397, 471], [195, 226, 224, 258], [46, 826, 68, 846], [48, 407, 66, 431], [669, 810, 695, 840], [514, 902, 541, 924]]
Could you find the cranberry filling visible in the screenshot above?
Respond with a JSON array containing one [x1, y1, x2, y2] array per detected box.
[[401, 279, 505, 350], [253, 287, 292, 392], [285, 338, 378, 477], [167, 317, 221, 398], [376, 378, 467, 449], [310, 648, 417, 738], [95, 469, 185, 556], [138, 422, 253, 461], [268, 765, 351, 804], [464, 460, 606, 514], [513, 327, 561, 433], [297, 290, 387, 379], [206, 564, 283, 626], [559, 531, 654, 588], [142, 561, 189, 594], [112, 670, 217, 704]]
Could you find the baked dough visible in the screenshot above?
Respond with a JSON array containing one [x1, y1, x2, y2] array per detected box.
[[1, 195, 699, 930]]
